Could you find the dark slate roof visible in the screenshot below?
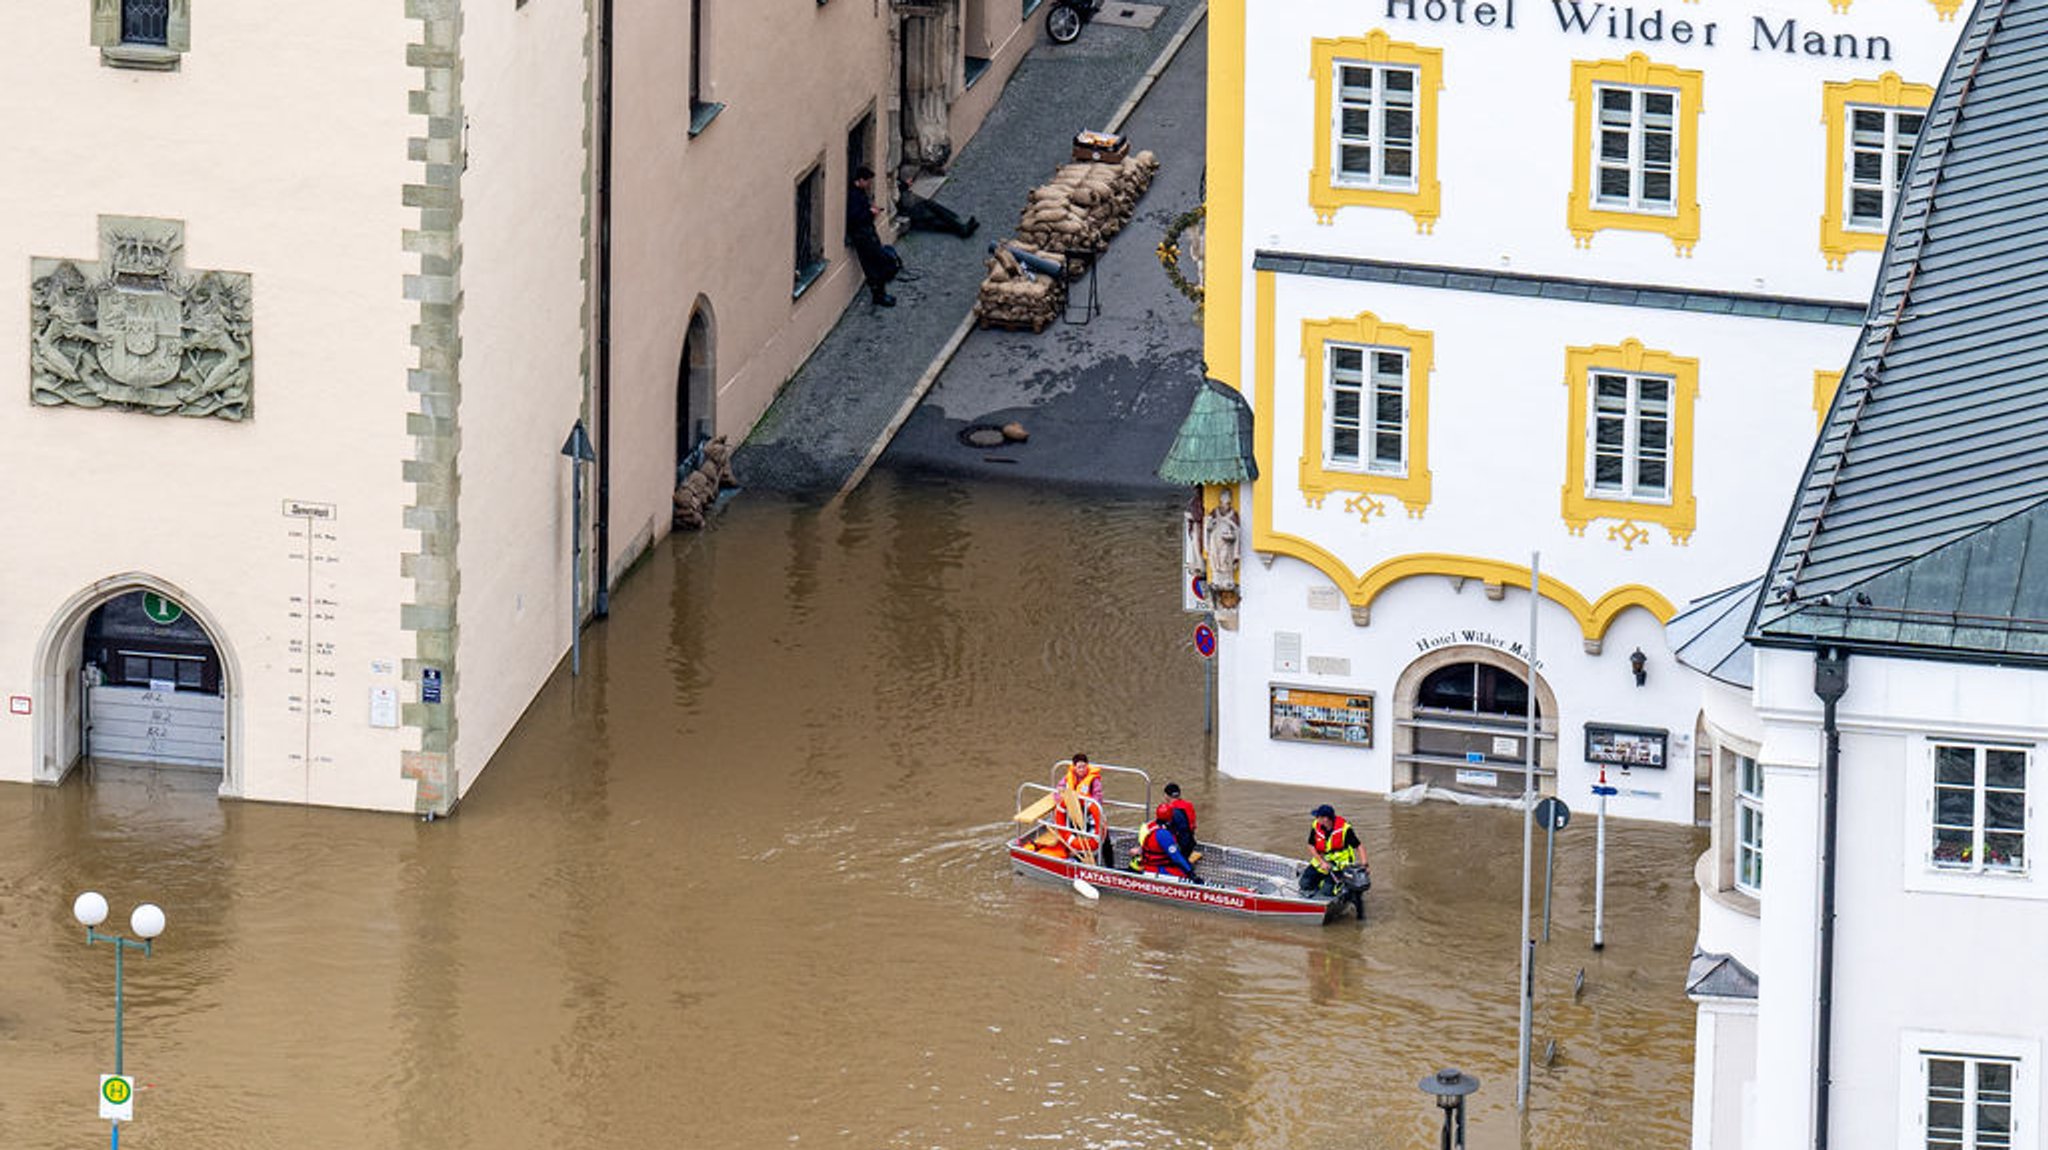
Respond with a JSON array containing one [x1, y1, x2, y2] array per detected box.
[[1686, 948, 1760, 1001], [1252, 252, 1866, 326], [1751, 0, 2048, 664], [1158, 378, 1260, 485], [1668, 579, 1764, 689]]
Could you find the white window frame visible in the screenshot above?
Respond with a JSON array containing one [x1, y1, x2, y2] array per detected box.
[[1899, 1031, 2039, 1150], [1332, 61, 1420, 193], [1735, 754, 1763, 895], [1591, 83, 1678, 216], [1930, 742, 2030, 876], [1324, 343, 1408, 477], [1586, 370, 1673, 503], [1846, 103, 1924, 233]]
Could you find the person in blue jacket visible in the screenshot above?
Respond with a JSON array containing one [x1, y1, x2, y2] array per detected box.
[[1135, 803, 1201, 882]]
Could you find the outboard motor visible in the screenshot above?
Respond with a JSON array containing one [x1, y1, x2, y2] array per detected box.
[[1332, 864, 1371, 921]]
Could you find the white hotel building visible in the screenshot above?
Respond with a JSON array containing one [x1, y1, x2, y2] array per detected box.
[[1197, 0, 1963, 823]]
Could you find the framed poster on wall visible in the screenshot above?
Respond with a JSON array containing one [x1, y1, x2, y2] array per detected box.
[[1584, 723, 1668, 769], [1270, 684, 1374, 748]]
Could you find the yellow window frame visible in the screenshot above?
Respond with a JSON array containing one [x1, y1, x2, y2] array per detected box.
[[1818, 73, 1934, 270], [1300, 311, 1433, 518], [1567, 53, 1703, 256], [1814, 370, 1843, 430], [1309, 32, 1443, 233], [1561, 339, 1698, 547]]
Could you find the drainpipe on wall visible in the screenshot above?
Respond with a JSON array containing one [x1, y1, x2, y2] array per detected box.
[[1812, 647, 1848, 1150], [593, 0, 615, 618]]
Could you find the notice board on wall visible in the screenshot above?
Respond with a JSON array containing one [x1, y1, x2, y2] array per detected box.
[[1269, 684, 1375, 748]]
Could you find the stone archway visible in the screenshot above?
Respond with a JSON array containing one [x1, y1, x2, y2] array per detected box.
[[676, 297, 716, 479], [33, 573, 240, 796], [1391, 645, 1558, 796]]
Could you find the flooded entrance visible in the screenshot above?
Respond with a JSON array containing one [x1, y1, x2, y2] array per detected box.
[[0, 473, 1701, 1149]]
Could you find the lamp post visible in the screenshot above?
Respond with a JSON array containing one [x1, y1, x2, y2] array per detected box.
[[73, 891, 165, 1149], [1419, 1067, 1479, 1150]]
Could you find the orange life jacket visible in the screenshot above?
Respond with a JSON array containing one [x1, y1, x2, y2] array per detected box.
[[1138, 821, 1191, 876], [1052, 792, 1102, 856], [1312, 817, 1359, 869], [1061, 761, 1100, 797]]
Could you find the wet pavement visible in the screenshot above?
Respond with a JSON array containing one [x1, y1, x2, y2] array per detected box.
[[737, 4, 1207, 493], [0, 474, 1702, 1150], [877, 22, 1208, 492]]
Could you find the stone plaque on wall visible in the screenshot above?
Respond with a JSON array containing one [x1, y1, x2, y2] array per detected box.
[[30, 216, 252, 420]]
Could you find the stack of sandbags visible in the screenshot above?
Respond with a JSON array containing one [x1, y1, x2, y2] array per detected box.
[[671, 435, 737, 530], [1014, 151, 1161, 256], [976, 241, 1065, 332]]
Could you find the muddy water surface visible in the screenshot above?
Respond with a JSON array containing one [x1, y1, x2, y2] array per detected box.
[[0, 474, 1702, 1149]]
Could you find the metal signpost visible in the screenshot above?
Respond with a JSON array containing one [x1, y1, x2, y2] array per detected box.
[[1592, 767, 1617, 950], [1536, 796, 1571, 942], [1516, 552, 1539, 1109], [561, 421, 598, 676]]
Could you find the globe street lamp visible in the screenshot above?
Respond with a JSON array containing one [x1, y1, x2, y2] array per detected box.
[[73, 891, 165, 1147], [1418, 1066, 1479, 1150]]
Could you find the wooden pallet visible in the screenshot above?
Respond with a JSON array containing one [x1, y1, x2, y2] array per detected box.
[[976, 310, 1056, 333]]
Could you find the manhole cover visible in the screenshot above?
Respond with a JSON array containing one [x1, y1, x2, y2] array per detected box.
[[959, 424, 1009, 448], [1093, 2, 1163, 28]]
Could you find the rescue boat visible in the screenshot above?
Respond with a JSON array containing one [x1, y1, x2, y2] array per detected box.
[[1009, 761, 1368, 924]]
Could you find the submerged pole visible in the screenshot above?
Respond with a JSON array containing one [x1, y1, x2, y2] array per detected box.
[[1594, 766, 1610, 951], [1517, 551, 1539, 1108]]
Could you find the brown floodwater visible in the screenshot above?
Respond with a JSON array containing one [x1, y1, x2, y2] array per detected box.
[[0, 473, 1703, 1149]]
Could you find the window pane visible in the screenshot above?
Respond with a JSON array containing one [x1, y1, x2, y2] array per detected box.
[[1382, 149, 1413, 179], [1595, 374, 1628, 401], [1593, 454, 1625, 489], [1642, 132, 1672, 165], [1598, 168, 1630, 198], [1601, 130, 1631, 162], [1935, 785, 1976, 826], [1383, 68, 1414, 93], [1338, 66, 1372, 98], [1935, 745, 1977, 785], [1851, 108, 1885, 134], [1600, 87, 1632, 113], [1984, 832, 2025, 870], [1986, 749, 2027, 789], [1594, 419, 1626, 451], [1341, 107, 1374, 139], [177, 661, 203, 688], [1979, 1061, 2014, 1095], [1898, 112, 1925, 137], [1331, 347, 1363, 378], [1642, 171, 1672, 204], [1384, 108, 1414, 143], [1374, 352, 1404, 376], [1850, 189, 1885, 222], [1331, 428, 1359, 462], [1932, 825, 1972, 865], [1644, 91, 1673, 116], [1985, 789, 2025, 832], [1332, 390, 1361, 422], [1339, 145, 1373, 178], [1374, 432, 1403, 466], [1374, 389, 1403, 424], [1636, 458, 1667, 492], [1853, 151, 1885, 183]]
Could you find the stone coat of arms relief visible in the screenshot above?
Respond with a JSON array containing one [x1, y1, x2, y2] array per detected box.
[[30, 216, 253, 420]]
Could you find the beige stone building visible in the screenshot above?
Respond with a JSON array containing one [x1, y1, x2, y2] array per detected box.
[[0, 0, 1043, 813]]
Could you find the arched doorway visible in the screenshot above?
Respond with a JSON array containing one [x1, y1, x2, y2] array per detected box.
[[35, 577, 237, 793], [1392, 647, 1557, 797], [676, 299, 716, 482]]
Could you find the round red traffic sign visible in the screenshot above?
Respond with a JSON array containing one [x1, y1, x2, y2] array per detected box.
[[1193, 623, 1217, 658]]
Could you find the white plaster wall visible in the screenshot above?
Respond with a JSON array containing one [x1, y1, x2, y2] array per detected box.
[[1751, 651, 2048, 1149], [1262, 272, 1860, 612], [1217, 548, 1709, 824], [1245, 0, 1963, 300], [452, 0, 594, 797], [0, 7, 424, 809], [1691, 1001, 1758, 1150]]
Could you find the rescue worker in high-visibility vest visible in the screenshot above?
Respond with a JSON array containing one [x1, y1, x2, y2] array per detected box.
[[1300, 803, 1363, 895], [1136, 803, 1200, 881]]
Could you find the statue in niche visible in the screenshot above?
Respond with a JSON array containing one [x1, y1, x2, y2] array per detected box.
[[29, 216, 253, 421], [1204, 486, 1242, 596]]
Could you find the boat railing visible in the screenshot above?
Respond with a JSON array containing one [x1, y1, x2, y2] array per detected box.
[[1012, 761, 1155, 852]]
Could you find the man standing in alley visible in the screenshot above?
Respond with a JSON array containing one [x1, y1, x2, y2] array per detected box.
[[847, 166, 899, 308]]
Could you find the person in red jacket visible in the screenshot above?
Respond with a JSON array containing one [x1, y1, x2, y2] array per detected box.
[[1161, 782, 1198, 856]]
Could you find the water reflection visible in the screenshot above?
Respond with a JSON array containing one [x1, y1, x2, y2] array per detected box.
[[0, 473, 1701, 1149]]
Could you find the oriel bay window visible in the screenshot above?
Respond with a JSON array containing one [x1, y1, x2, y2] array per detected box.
[[1567, 55, 1701, 253], [1560, 339, 1697, 545], [1309, 33, 1442, 231], [1820, 73, 1935, 268], [1931, 743, 2028, 874], [1299, 311, 1433, 516]]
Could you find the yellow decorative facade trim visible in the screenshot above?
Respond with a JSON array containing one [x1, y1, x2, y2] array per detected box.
[[1249, 271, 1673, 641], [1203, 0, 1247, 393], [1560, 338, 1699, 545], [1308, 32, 1444, 233], [1567, 54, 1703, 255], [1818, 72, 1934, 270], [1930, 0, 1965, 18], [1299, 311, 1434, 516], [1814, 369, 1843, 430]]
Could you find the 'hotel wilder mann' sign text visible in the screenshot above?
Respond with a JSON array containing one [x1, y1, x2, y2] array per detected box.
[[1384, 0, 1897, 61]]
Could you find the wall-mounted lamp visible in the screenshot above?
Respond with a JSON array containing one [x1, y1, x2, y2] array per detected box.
[[1629, 648, 1647, 687]]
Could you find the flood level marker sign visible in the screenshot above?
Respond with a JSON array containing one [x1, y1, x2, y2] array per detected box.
[[99, 1074, 134, 1121]]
